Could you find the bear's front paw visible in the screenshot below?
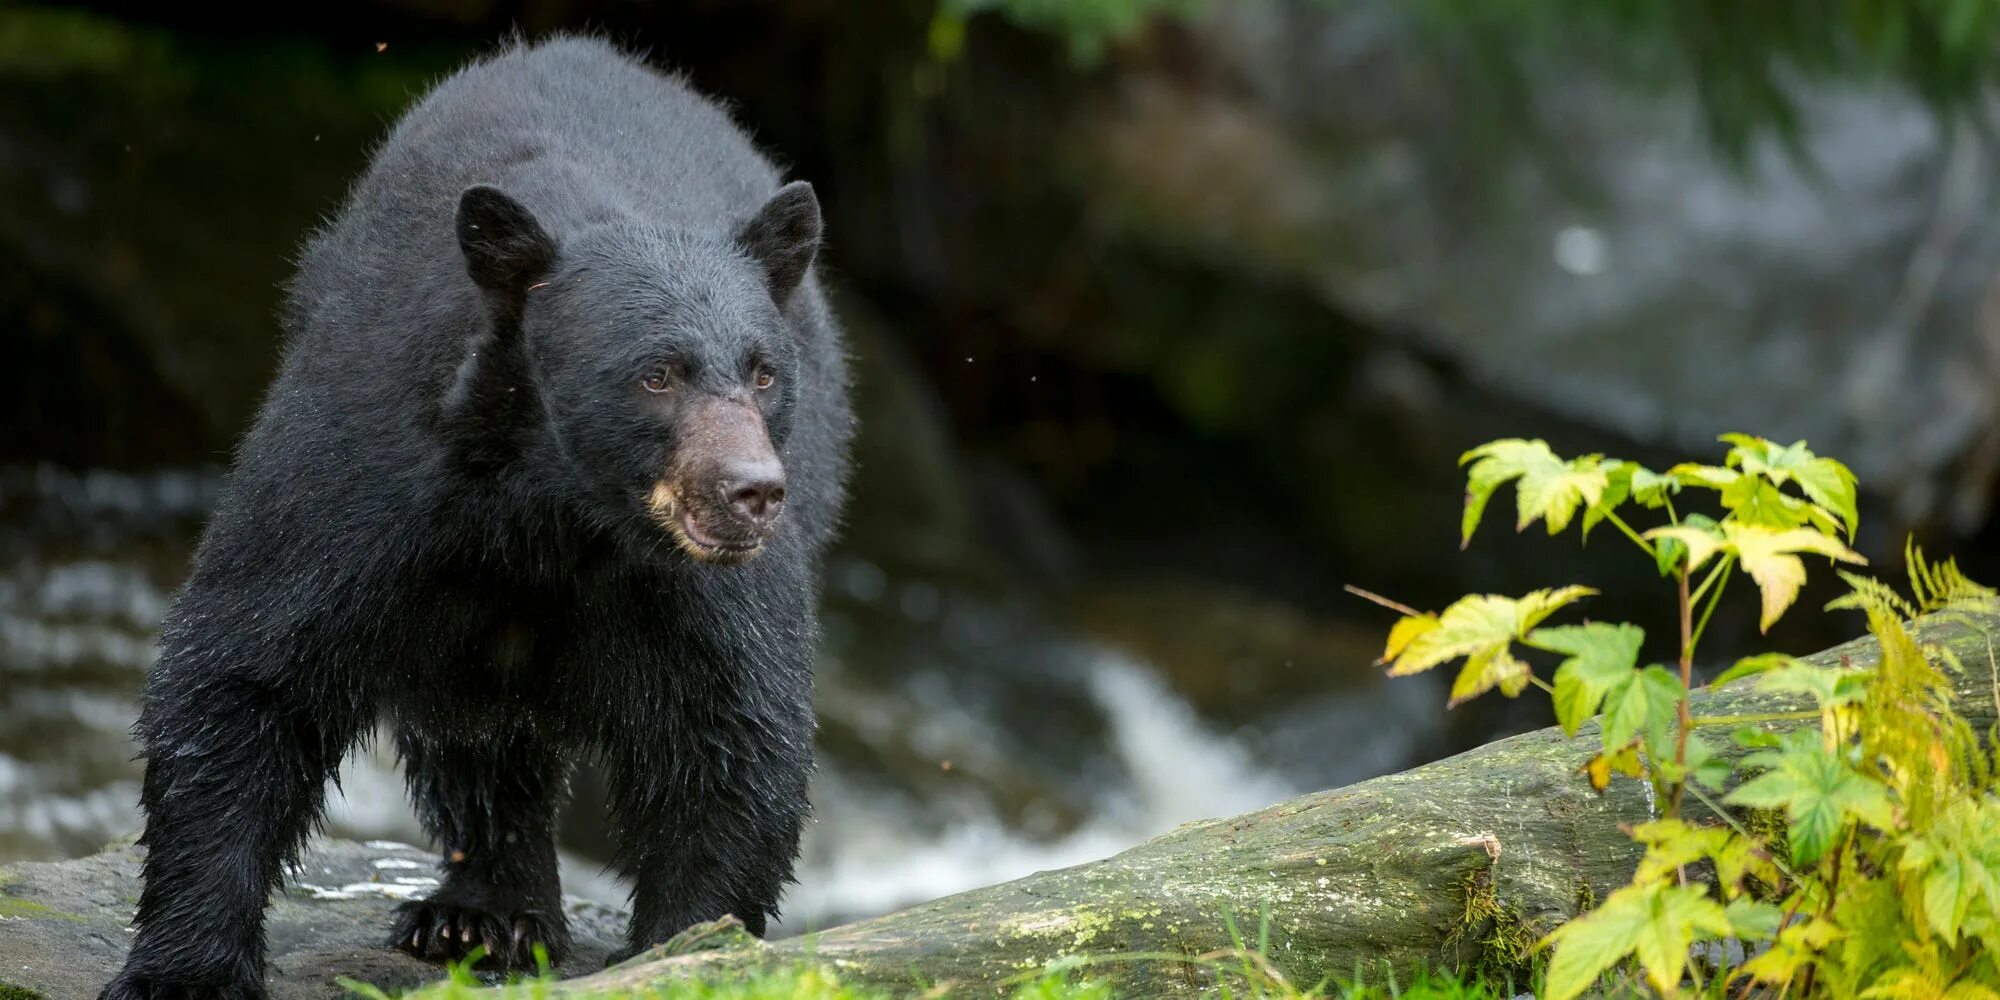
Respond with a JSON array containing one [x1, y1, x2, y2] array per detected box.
[[388, 898, 571, 969], [98, 970, 268, 1000]]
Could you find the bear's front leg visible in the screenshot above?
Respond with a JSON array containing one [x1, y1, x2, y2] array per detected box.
[[603, 751, 810, 962], [388, 727, 575, 969], [100, 670, 370, 1000], [601, 672, 814, 963]]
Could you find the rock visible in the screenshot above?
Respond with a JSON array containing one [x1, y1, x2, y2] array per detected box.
[[0, 838, 626, 1000]]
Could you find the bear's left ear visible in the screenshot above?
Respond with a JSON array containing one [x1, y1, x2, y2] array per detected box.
[[457, 185, 557, 297], [736, 181, 822, 303]]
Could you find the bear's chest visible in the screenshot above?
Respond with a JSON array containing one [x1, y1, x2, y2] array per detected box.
[[388, 580, 587, 736]]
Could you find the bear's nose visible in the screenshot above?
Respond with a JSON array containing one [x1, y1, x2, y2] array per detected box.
[[723, 461, 787, 525]]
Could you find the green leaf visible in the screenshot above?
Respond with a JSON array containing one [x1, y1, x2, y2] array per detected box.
[[1542, 882, 1730, 1000], [1648, 511, 1715, 578], [1723, 898, 1784, 940], [1671, 446, 1854, 538], [1753, 662, 1868, 711], [1720, 475, 1844, 534], [1652, 533, 1685, 578], [1459, 440, 1611, 547], [1724, 732, 1897, 866], [1380, 614, 1439, 663], [1382, 588, 1595, 707], [1541, 884, 1649, 1000], [1533, 622, 1645, 737], [1720, 434, 1860, 539], [1710, 652, 1794, 688], [1895, 798, 2000, 947], [1920, 851, 1970, 946], [1630, 818, 1730, 885], [1629, 466, 1679, 507], [1448, 646, 1533, 707], [1730, 524, 1865, 631], [1601, 665, 1684, 755], [1580, 461, 1674, 540], [1645, 523, 1865, 631], [1632, 884, 1733, 993], [1580, 461, 1633, 542], [1732, 726, 1783, 750], [1645, 522, 1727, 573], [1685, 731, 1733, 791], [1669, 462, 1739, 492], [1736, 916, 1841, 987], [1833, 879, 1906, 984]]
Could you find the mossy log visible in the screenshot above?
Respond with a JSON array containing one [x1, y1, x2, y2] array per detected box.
[[567, 614, 2000, 998]]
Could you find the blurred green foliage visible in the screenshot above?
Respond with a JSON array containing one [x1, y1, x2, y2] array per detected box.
[[946, 0, 2000, 155], [936, 0, 1207, 62]]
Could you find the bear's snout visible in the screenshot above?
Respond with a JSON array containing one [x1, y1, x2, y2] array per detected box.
[[656, 396, 787, 565]]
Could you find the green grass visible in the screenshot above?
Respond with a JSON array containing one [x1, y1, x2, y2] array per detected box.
[[348, 911, 1529, 1000], [347, 959, 1523, 1000], [345, 964, 1085, 1000], [345, 964, 892, 1000]]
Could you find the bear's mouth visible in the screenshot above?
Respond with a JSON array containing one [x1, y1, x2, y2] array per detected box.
[[671, 507, 766, 564], [646, 481, 770, 565]]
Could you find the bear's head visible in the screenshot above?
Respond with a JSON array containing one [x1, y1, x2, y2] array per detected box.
[[453, 181, 822, 566]]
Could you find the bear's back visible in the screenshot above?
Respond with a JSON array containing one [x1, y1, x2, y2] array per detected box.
[[371, 36, 781, 234], [288, 37, 782, 352]]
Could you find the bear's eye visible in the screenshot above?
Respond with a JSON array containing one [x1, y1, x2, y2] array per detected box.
[[640, 364, 675, 393], [753, 368, 776, 391]]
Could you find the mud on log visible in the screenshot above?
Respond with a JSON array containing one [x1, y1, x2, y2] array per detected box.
[[569, 615, 2000, 997]]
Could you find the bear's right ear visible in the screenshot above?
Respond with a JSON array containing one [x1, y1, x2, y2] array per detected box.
[[456, 185, 556, 295]]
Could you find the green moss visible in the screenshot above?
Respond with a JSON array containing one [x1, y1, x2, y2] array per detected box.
[[0, 983, 50, 1000], [1444, 868, 1538, 981], [0, 896, 82, 922], [1739, 806, 1790, 860]]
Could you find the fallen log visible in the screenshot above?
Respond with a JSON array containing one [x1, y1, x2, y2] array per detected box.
[[570, 614, 2000, 997]]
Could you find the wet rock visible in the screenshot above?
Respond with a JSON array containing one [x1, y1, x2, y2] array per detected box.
[[0, 838, 625, 1000]]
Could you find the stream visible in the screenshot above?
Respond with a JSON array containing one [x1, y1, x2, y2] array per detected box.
[[0, 463, 1451, 933]]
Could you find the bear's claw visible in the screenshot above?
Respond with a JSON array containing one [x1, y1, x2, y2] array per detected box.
[[388, 898, 568, 969]]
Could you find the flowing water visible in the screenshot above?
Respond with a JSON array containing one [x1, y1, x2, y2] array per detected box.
[[0, 464, 1451, 932]]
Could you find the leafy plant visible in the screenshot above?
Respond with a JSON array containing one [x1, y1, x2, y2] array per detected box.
[[1359, 435, 2000, 998]]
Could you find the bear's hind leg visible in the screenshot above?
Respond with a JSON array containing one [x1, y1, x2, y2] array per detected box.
[[389, 728, 574, 969]]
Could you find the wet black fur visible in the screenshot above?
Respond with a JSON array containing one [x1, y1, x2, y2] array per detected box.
[[100, 36, 851, 999]]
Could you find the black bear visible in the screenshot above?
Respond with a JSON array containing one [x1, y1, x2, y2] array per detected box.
[[99, 36, 851, 999]]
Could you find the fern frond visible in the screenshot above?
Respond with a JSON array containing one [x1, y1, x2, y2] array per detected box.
[[1906, 539, 1996, 615], [1827, 570, 1916, 621]]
